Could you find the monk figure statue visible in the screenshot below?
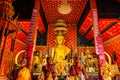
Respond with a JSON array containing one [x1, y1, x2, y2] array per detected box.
[[16, 58, 31, 80], [42, 56, 55, 80], [70, 54, 85, 80]]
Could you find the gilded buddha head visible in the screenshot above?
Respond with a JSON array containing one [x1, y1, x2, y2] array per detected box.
[[55, 31, 65, 45]]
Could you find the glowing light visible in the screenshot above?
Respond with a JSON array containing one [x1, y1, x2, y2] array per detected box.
[[57, 1, 72, 14]]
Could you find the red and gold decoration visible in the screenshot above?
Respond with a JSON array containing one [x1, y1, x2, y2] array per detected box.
[[78, 46, 95, 54], [0, 0, 120, 80], [0, 0, 19, 78], [41, 0, 88, 24], [104, 35, 120, 68]]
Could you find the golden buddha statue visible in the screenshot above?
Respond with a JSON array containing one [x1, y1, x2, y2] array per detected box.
[[51, 19, 71, 75], [51, 31, 71, 75], [84, 46, 98, 72], [33, 51, 43, 72], [52, 33, 70, 63]]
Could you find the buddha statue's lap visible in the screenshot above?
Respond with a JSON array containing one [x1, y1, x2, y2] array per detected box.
[[53, 45, 70, 63], [52, 46, 70, 75]]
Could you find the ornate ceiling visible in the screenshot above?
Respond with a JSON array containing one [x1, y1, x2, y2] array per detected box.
[[41, 0, 88, 24], [13, 0, 120, 45], [79, 11, 120, 44]]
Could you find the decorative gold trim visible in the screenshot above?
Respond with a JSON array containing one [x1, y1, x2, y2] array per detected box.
[[15, 50, 26, 66], [104, 52, 111, 65], [54, 27, 68, 35], [54, 19, 67, 27], [16, 39, 27, 46]]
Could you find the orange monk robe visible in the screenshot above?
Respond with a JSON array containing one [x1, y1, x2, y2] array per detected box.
[[16, 67, 31, 80]]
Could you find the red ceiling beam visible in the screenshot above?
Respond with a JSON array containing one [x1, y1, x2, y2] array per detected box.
[[83, 25, 92, 37], [89, 17, 120, 42], [99, 18, 120, 22]]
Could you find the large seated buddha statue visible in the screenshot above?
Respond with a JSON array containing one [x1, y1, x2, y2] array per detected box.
[[51, 19, 71, 75], [52, 32, 70, 63]]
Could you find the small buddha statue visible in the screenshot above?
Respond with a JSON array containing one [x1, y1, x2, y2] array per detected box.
[[33, 51, 41, 72], [84, 46, 97, 72]]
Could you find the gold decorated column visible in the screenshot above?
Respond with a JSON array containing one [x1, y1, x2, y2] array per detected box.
[[0, 0, 19, 79]]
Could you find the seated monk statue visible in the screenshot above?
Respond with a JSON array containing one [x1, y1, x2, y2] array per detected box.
[[42, 56, 55, 80], [70, 54, 85, 80], [16, 58, 31, 80], [51, 31, 71, 75]]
